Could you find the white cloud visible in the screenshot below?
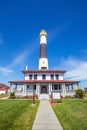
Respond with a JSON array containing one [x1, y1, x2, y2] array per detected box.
[[10, 49, 29, 67], [0, 66, 13, 76], [48, 22, 72, 44], [0, 37, 39, 77], [9, 37, 39, 68], [57, 57, 87, 81], [48, 26, 65, 44]]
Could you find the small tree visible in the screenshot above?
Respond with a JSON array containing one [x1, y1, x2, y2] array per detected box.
[[75, 88, 85, 98], [10, 92, 15, 99]]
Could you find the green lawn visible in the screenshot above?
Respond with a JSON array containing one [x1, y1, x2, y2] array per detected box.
[[84, 93, 87, 98], [53, 100, 87, 130], [0, 100, 39, 130]]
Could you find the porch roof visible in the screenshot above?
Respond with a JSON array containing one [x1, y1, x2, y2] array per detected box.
[[0, 87, 8, 91], [22, 70, 66, 74], [9, 79, 79, 85]]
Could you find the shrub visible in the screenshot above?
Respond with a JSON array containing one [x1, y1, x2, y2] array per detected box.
[[23, 96, 29, 99], [0, 93, 4, 95], [10, 92, 15, 99], [16, 96, 22, 99], [75, 89, 85, 98]]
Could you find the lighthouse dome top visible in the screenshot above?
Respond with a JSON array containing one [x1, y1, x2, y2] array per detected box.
[[40, 30, 47, 37]]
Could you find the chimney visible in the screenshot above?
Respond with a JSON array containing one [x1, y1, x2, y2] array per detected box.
[[26, 65, 28, 70]]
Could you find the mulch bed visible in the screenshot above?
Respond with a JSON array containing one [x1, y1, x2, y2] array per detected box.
[[49, 100, 62, 106]]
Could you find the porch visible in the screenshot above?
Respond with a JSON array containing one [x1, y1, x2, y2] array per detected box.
[[10, 82, 79, 99]]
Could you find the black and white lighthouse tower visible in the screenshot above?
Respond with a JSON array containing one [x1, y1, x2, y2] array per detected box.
[[39, 30, 49, 70]]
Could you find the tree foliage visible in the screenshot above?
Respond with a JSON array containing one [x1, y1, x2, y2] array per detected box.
[[75, 88, 85, 98], [10, 92, 15, 99]]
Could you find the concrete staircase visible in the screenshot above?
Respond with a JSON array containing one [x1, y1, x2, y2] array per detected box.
[[39, 94, 49, 100]]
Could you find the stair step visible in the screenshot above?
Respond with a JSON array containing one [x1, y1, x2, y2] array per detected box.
[[39, 94, 49, 99]]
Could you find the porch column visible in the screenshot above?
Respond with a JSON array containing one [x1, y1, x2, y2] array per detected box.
[[24, 84, 26, 94], [75, 83, 79, 90], [62, 83, 66, 97], [48, 83, 52, 95], [36, 83, 40, 96], [69, 85, 72, 91], [50, 83, 52, 92], [35, 84, 38, 94], [10, 83, 14, 92], [48, 83, 50, 94], [71, 85, 74, 90], [23, 84, 25, 93]]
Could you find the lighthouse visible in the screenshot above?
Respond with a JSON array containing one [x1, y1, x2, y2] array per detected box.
[[39, 30, 49, 70], [10, 29, 80, 100]]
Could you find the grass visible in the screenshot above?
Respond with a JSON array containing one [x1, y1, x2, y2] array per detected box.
[[0, 100, 39, 130], [0, 94, 8, 98], [84, 93, 87, 98], [53, 99, 87, 130]]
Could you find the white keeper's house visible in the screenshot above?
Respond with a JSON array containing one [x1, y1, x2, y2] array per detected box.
[[9, 30, 80, 99]]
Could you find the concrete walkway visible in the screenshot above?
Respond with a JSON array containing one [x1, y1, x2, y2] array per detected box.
[[32, 100, 63, 130]]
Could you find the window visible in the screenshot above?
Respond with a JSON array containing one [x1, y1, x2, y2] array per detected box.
[[71, 85, 73, 90], [41, 67, 47, 70], [34, 85, 36, 90], [27, 85, 30, 89], [42, 74, 46, 80], [29, 74, 32, 80], [54, 85, 58, 90], [34, 74, 37, 80], [59, 84, 61, 90], [55, 74, 59, 79], [50, 74, 54, 80]]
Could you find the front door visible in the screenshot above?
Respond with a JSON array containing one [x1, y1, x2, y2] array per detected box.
[[41, 86, 47, 93]]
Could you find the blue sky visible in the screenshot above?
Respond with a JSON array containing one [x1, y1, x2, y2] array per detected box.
[[0, 0, 87, 88]]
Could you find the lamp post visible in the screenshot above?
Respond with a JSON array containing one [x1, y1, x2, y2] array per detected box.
[[33, 85, 35, 104], [33, 80, 35, 104]]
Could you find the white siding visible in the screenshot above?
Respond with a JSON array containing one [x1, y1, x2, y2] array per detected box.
[[0, 90, 6, 94], [25, 73, 29, 80], [59, 75, 63, 80], [24, 73, 64, 80], [38, 74, 42, 80]]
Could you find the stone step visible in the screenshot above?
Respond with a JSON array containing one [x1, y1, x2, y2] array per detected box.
[[39, 94, 49, 99]]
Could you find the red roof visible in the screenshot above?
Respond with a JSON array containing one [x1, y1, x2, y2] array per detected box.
[[0, 83, 9, 91], [0, 83, 8, 87], [0, 87, 8, 91], [9, 79, 79, 85], [22, 70, 66, 74]]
